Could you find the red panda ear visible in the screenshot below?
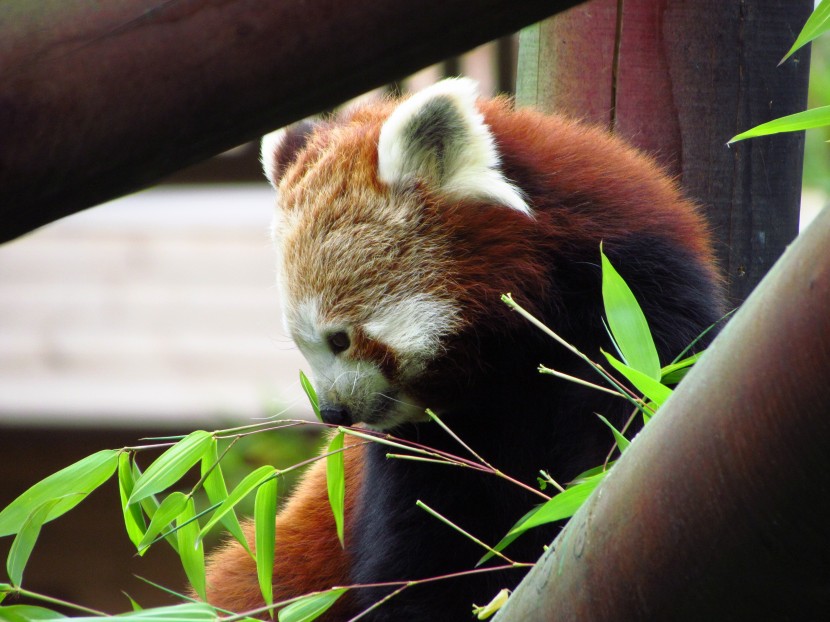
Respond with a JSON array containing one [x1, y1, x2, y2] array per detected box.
[[377, 78, 530, 216], [260, 120, 316, 189]]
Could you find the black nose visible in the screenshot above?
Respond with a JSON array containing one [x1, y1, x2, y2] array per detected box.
[[320, 405, 353, 426]]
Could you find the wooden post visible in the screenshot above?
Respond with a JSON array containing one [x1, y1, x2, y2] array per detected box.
[[517, 0, 813, 305], [0, 0, 587, 243]]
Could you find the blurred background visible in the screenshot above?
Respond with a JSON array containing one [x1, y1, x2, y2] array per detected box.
[[1, 28, 828, 613]]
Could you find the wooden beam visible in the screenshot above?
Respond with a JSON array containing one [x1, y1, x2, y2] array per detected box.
[[0, 0, 586, 243]]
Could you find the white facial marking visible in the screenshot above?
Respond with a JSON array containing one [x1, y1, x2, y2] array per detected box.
[[284, 295, 443, 430], [377, 78, 531, 216], [364, 294, 460, 360]]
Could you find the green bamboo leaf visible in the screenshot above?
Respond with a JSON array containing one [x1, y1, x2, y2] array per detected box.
[[278, 588, 348, 622], [476, 505, 540, 567], [255, 477, 278, 610], [661, 351, 704, 385], [137, 492, 188, 554], [0, 605, 67, 621], [129, 431, 213, 505], [480, 472, 608, 567], [596, 415, 631, 453], [570, 463, 614, 485], [781, 0, 830, 64], [133, 461, 179, 554], [508, 473, 604, 536], [197, 465, 276, 544], [70, 603, 217, 621], [325, 431, 346, 548], [729, 105, 830, 144], [124, 593, 143, 612], [200, 442, 251, 555], [299, 371, 322, 422], [6, 498, 62, 587], [176, 498, 206, 601], [603, 350, 673, 408], [600, 246, 661, 380], [118, 452, 147, 549], [0, 450, 118, 537]]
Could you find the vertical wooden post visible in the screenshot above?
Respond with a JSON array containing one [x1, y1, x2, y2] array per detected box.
[[517, 0, 813, 305]]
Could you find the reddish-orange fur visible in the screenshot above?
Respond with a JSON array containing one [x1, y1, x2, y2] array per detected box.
[[205, 436, 365, 617]]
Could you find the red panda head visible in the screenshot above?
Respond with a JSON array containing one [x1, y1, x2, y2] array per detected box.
[[262, 79, 544, 430]]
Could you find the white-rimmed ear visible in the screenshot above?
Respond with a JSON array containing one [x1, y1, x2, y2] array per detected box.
[[377, 78, 530, 216], [260, 128, 286, 189], [260, 120, 316, 189]]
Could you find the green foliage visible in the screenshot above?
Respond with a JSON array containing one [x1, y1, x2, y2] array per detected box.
[[0, 450, 118, 538], [176, 498, 206, 601], [325, 431, 346, 548], [731, 1, 830, 145], [128, 431, 213, 505], [0, 605, 66, 621], [729, 105, 830, 144], [781, 0, 830, 64], [197, 465, 276, 544], [200, 442, 250, 555], [299, 370, 322, 422], [255, 478, 278, 610], [600, 245, 661, 379], [6, 499, 62, 587], [73, 603, 217, 621], [277, 588, 348, 622]]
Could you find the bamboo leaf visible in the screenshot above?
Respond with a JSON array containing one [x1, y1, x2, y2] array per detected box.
[[277, 589, 348, 622], [325, 432, 346, 548], [603, 350, 673, 408], [299, 371, 321, 422], [508, 473, 604, 536], [596, 415, 631, 453], [661, 351, 704, 385], [255, 478, 278, 611], [124, 593, 143, 612], [129, 431, 213, 505], [118, 453, 147, 549], [571, 463, 614, 484], [600, 246, 661, 379], [482, 471, 608, 566], [781, 0, 830, 64], [197, 465, 276, 543], [0, 450, 118, 537], [0, 605, 67, 621], [728, 105, 830, 144], [70, 603, 216, 621], [200, 442, 250, 555], [133, 462, 178, 554], [6, 499, 62, 587], [477, 505, 548, 567], [137, 492, 188, 554], [176, 498, 206, 601]]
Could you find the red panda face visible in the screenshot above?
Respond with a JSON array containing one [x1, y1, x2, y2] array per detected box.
[[262, 79, 534, 430]]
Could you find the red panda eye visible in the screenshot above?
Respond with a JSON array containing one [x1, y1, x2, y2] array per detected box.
[[327, 331, 351, 354]]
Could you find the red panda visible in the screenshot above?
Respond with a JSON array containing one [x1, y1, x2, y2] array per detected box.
[[205, 79, 723, 620]]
